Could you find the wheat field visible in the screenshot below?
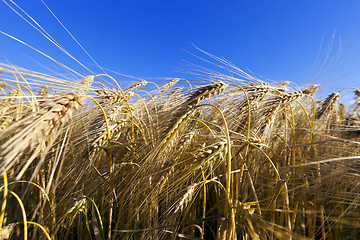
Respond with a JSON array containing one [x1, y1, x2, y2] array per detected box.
[[0, 52, 360, 240], [1, 3, 360, 240]]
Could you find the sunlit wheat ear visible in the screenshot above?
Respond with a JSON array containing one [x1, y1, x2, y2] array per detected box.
[[0, 93, 83, 178], [184, 80, 227, 106], [89, 93, 135, 158], [161, 78, 180, 92], [125, 80, 148, 92], [255, 90, 305, 140], [91, 87, 134, 146], [140, 104, 196, 166], [162, 106, 196, 145], [302, 84, 319, 95], [90, 111, 128, 151], [315, 92, 340, 119], [282, 90, 304, 103], [242, 82, 273, 102], [96, 88, 134, 103], [173, 140, 226, 213], [233, 136, 266, 147], [199, 141, 227, 160], [243, 82, 270, 91], [156, 167, 175, 191], [174, 183, 198, 213], [263, 90, 304, 114], [178, 130, 197, 150]]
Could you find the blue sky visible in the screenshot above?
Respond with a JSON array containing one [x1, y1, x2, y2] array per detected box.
[[1, 0, 360, 92]]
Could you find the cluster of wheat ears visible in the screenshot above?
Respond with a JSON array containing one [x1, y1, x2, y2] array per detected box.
[[0, 48, 360, 240]]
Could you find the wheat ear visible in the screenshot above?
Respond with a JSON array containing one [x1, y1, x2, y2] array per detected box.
[[184, 81, 227, 106], [315, 92, 340, 119], [96, 88, 134, 103], [161, 78, 180, 92], [302, 84, 319, 95], [126, 80, 148, 92], [0, 93, 83, 178]]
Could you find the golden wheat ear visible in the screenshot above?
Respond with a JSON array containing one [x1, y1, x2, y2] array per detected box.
[[302, 84, 319, 95], [96, 88, 134, 104], [315, 92, 340, 119], [0, 93, 83, 179], [125, 80, 148, 92], [184, 80, 227, 106], [161, 78, 181, 92]]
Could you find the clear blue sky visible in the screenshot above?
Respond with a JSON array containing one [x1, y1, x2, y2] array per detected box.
[[1, 0, 360, 92]]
